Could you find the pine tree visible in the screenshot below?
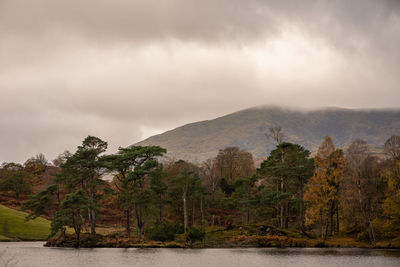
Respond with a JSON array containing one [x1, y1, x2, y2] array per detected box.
[[257, 142, 313, 229], [101, 146, 166, 237], [50, 189, 88, 246], [102, 146, 166, 237]]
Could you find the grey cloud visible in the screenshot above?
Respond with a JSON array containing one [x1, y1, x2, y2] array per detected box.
[[1, 0, 399, 75], [1, 1, 398, 44], [0, 0, 399, 163], [0, 109, 143, 163], [0, 0, 276, 43]]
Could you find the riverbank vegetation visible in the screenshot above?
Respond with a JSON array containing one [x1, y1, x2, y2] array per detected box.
[[0, 132, 399, 248]]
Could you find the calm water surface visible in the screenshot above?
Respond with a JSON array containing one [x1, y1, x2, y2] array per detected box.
[[1, 242, 399, 267]]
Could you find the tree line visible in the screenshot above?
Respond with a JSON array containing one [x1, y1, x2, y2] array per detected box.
[[1, 133, 399, 245]]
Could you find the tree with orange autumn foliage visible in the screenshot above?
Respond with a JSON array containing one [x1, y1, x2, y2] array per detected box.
[[304, 136, 344, 241]]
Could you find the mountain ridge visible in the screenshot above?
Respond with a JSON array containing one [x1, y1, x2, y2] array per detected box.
[[136, 106, 400, 162]]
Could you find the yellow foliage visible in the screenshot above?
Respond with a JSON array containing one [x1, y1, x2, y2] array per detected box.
[[304, 136, 344, 227], [383, 160, 400, 227]]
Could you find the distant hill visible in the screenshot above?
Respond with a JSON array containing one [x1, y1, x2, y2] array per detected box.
[[136, 107, 400, 162]]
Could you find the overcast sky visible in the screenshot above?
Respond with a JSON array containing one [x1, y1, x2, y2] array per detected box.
[[1, 0, 399, 163]]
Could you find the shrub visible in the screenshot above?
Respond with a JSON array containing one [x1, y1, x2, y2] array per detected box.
[[188, 226, 205, 242], [147, 222, 177, 242]]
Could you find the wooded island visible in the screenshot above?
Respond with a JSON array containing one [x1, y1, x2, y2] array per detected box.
[[1, 131, 399, 248]]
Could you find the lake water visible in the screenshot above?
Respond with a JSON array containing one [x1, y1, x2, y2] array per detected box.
[[0, 242, 399, 267]]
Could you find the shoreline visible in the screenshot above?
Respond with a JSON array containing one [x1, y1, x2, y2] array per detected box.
[[1, 242, 398, 250], [42, 233, 400, 249]]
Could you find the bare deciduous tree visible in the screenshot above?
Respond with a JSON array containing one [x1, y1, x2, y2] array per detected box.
[[343, 139, 377, 244], [384, 135, 400, 160], [266, 125, 285, 145], [201, 158, 220, 198], [35, 153, 48, 165], [215, 147, 255, 184], [52, 150, 72, 167]]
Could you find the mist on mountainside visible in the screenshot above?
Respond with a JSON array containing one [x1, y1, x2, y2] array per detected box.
[[137, 106, 400, 162]]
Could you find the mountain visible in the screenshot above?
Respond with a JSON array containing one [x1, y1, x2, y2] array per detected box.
[[136, 106, 400, 162]]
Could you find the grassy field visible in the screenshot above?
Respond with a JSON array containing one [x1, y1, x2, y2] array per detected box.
[[0, 204, 51, 241], [0, 234, 12, 241]]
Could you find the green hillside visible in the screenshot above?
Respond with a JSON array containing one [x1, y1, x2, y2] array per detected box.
[[136, 107, 400, 162], [0, 204, 51, 241]]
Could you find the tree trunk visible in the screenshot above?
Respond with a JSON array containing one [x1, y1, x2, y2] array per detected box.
[[89, 189, 96, 234], [77, 229, 81, 248], [327, 202, 337, 236], [323, 214, 329, 242], [357, 176, 376, 244], [80, 214, 89, 233], [200, 196, 204, 228], [183, 189, 188, 233], [134, 204, 145, 239], [284, 202, 289, 228], [246, 204, 250, 225], [336, 202, 339, 232], [320, 211, 323, 239], [280, 148, 286, 229], [87, 207, 92, 232], [125, 209, 131, 235], [280, 179, 285, 228], [72, 217, 81, 247], [139, 224, 145, 239], [299, 178, 305, 230], [159, 204, 163, 223], [192, 199, 195, 226], [366, 219, 376, 245], [90, 208, 96, 234], [56, 186, 61, 208], [328, 204, 333, 236], [276, 182, 280, 225], [369, 221, 376, 245]]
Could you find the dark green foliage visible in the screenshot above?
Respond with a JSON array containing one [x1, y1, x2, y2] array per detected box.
[[230, 176, 257, 225], [147, 222, 177, 242], [21, 184, 59, 220], [220, 178, 235, 196], [150, 165, 168, 222], [188, 226, 205, 242], [101, 145, 167, 237], [257, 142, 314, 228], [60, 136, 107, 191], [50, 189, 88, 239], [59, 135, 109, 234], [166, 161, 205, 233], [0, 165, 32, 199]]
